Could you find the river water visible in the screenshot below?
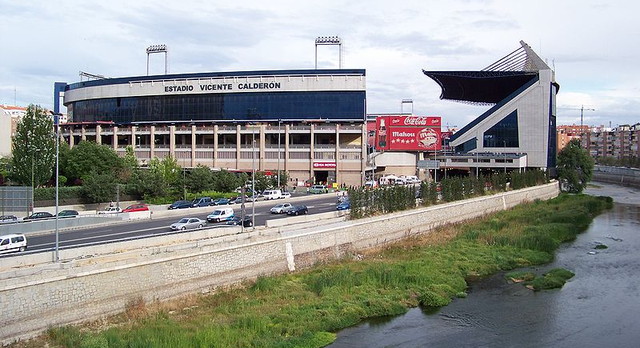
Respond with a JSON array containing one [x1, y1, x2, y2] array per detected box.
[[329, 183, 640, 348]]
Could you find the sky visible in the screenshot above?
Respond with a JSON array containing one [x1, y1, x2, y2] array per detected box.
[[1, 0, 639, 129]]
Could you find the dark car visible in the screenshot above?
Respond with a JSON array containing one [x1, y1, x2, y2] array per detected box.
[[191, 197, 213, 207], [286, 205, 308, 216], [226, 215, 253, 227], [212, 198, 231, 205], [24, 212, 54, 220], [58, 210, 79, 217], [168, 200, 192, 210], [0, 215, 18, 224]]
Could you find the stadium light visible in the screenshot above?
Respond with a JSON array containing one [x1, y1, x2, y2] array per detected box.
[[146, 44, 168, 75], [315, 36, 343, 69], [401, 99, 413, 114]]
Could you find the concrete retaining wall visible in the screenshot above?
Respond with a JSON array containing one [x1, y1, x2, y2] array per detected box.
[[0, 182, 559, 344], [592, 165, 640, 188]]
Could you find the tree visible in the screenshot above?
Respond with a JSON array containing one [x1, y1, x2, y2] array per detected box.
[[186, 165, 215, 193], [80, 171, 118, 203], [148, 156, 181, 190], [557, 138, 594, 193], [212, 170, 245, 193], [10, 105, 55, 187], [64, 141, 124, 184]]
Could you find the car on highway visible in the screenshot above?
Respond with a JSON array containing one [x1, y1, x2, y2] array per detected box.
[[191, 197, 213, 207], [168, 200, 192, 210], [270, 202, 293, 214], [309, 184, 328, 194], [286, 205, 308, 216], [122, 204, 149, 213], [206, 208, 235, 223], [23, 212, 54, 220], [226, 215, 253, 227], [170, 217, 206, 231], [281, 191, 292, 199], [212, 198, 231, 205], [0, 215, 19, 224], [336, 200, 351, 210], [0, 233, 27, 254], [98, 206, 122, 214], [58, 210, 79, 217]]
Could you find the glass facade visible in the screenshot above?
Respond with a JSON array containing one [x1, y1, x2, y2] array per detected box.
[[454, 137, 477, 153], [483, 110, 519, 148], [68, 91, 366, 124]]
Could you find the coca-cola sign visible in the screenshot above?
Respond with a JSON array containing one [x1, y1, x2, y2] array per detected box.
[[375, 115, 442, 151]]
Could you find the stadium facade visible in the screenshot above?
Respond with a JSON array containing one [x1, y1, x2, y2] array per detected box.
[[57, 69, 368, 187], [423, 41, 559, 173]]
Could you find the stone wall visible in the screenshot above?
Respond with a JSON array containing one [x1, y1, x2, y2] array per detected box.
[[592, 165, 640, 188], [0, 182, 560, 344]]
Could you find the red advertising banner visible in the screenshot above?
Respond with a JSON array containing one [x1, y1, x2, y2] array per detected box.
[[375, 115, 442, 151]]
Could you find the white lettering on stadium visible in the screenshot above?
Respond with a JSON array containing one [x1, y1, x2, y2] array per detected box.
[[164, 82, 282, 93], [200, 84, 233, 91], [238, 82, 281, 90], [164, 85, 194, 92]]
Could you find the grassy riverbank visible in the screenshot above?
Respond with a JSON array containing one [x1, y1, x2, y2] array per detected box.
[[17, 194, 612, 348]]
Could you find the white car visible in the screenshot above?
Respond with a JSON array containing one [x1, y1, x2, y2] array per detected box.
[[170, 217, 206, 231], [281, 191, 292, 199], [98, 206, 122, 214], [270, 203, 293, 214], [0, 233, 27, 253]]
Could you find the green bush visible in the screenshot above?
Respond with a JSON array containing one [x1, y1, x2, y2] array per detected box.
[[35, 186, 82, 201]]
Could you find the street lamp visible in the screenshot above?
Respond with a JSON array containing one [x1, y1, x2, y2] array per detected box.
[[277, 119, 281, 190], [252, 128, 256, 230], [52, 112, 62, 262]]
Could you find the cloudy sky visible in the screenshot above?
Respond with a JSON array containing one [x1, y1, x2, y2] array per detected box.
[[1, 0, 638, 128]]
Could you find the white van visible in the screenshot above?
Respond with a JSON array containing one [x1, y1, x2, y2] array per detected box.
[[0, 233, 27, 254], [206, 208, 235, 223], [262, 189, 283, 200]]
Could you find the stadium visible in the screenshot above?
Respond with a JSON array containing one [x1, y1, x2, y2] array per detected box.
[[56, 69, 368, 187]]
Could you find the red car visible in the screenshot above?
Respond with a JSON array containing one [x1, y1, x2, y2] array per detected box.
[[122, 204, 149, 212]]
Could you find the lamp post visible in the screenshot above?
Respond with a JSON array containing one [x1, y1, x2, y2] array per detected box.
[[277, 118, 281, 190], [52, 112, 61, 262], [252, 128, 256, 230]]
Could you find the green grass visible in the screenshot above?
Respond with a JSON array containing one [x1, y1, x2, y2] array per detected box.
[[24, 193, 611, 348]]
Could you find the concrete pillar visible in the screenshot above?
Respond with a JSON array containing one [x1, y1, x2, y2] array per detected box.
[[335, 124, 341, 185], [191, 124, 197, 167], [131, 126, 137, 148], [169, 125, 175, 159], [81, 126, 86, 141], [112, 126, 118, 151], [236, 124, 241, 171], [310, 124, 315, 182], [96, 125, 102, 145], [150, 125, 155, 159], [213, 124, 218, 168]]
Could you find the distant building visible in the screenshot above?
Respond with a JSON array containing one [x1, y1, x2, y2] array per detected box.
[[0, 104, 27, 157], [556, 125, 590, 152], [580, 124, 640, 159]]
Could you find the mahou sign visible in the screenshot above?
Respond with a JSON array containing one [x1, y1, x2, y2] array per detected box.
[[375, 115, 442, 151]]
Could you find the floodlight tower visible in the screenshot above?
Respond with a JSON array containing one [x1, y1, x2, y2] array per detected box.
[[146, 44, 168, 75], [315, 36, 343, 69]]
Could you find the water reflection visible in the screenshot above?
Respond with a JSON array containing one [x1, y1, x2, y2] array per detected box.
[[330, 184, 640, 348]]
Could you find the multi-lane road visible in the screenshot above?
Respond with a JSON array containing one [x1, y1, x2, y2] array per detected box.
[[12, 195, 340, 255]]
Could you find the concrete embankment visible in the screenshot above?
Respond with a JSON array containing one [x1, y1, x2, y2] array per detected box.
[[0, 182, 559, 345]]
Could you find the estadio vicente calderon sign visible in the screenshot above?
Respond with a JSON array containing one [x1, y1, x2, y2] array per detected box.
[[375, 115, 442, 151]]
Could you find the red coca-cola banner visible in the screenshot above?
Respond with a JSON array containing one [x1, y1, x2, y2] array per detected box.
[[375, 116, 442, 151]]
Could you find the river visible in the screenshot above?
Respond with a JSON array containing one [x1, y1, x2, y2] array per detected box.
[[329, 182, 640, 348]]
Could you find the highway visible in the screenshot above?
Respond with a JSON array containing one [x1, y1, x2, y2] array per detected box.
[[15, 195, 341, 255]]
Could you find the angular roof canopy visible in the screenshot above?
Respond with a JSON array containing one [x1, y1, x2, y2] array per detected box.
[[423, 41, 557, 105]]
